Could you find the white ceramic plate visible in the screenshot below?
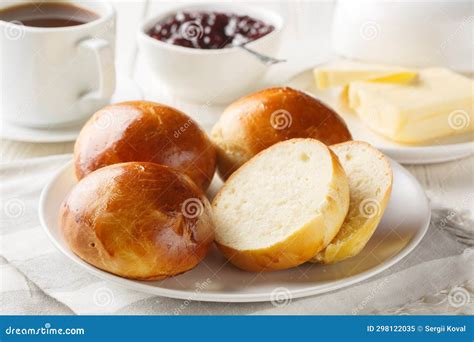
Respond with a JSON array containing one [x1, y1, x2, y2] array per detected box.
[[287, 68, 474, 164], [0, 77, 143, 143], [39, 159, 430, 303]]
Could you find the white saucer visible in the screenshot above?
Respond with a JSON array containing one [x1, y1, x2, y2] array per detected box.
[[0, 77, 143, 143], [287, 68, 474, 164], [39, 159, 430, 303]]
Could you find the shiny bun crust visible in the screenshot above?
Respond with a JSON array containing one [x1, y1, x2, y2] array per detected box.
[[74, 101, 216, 191], [59, 162, 215, 280], [211, 87, 352, 179]]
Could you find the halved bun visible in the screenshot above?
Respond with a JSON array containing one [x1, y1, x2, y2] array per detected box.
[[74, 101, 216, 191], [211, 87, 352, 180], [311, 141, 393, 264], [212, 139, 350, 272], [59, 162, 215, 280]]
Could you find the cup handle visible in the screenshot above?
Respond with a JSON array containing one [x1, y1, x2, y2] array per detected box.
[[78, 37, 115, 103]]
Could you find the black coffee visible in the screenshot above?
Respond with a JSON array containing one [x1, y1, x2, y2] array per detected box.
[[0, 2, 98, 28]]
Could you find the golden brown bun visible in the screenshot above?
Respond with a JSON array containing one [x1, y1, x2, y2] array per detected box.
[[211, 87, 352, 179], [74, 101, 216, 191], [59, 162, 215, 280]]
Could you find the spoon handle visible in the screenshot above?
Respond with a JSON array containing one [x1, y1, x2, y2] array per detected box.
[[238, 44, 286, 66]]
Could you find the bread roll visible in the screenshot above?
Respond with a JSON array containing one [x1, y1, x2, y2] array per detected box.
[[59, 162, 214, 280], [211, 87, 352, 180], [74, 101, 216, 191], [312, 141, 393, 264], [212, 139, 349, 272]]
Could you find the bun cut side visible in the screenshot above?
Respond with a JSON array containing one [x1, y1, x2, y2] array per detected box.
[[212, 139, 350, 272], [211, 87, 352, 180], [59, 162, 215, 280], [74, 101, 216, 191], [312, 141, 393, 264]]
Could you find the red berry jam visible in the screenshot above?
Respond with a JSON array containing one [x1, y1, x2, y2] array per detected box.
[[148, 11, 274, 49]]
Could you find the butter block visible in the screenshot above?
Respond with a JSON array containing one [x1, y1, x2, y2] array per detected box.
[[313, 61, 418, 90], [348, 68, 474, 143]]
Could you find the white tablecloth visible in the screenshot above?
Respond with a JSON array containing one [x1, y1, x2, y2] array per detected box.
[[1, 155, 472, 315]]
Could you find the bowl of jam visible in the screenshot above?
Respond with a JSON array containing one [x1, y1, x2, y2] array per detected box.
[[147, 11, 275, 50], [138, 4, 283, 103]]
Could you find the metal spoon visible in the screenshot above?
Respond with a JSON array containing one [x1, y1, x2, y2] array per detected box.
[[237, 44, 286, 66]]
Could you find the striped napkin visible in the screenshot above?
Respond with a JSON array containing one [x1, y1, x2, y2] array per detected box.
[[1, 155, 472, 315]]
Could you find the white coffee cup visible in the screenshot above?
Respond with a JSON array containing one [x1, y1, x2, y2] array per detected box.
[[0, 0, 115, 128]]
